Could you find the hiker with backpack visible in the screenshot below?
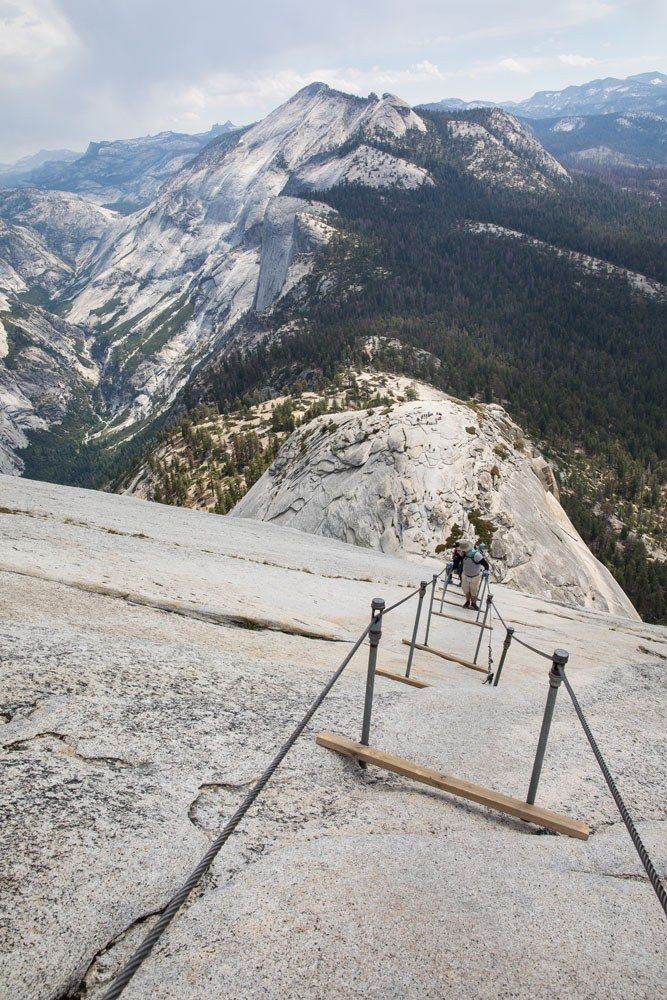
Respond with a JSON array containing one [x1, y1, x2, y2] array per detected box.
[[461, 543, 490, 610]]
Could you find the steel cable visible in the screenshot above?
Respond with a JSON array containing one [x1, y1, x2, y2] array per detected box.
[[102, 621, 374, 998], [382, 586, 422, 615], [491, 600, 509, 631], [562, 670, 667, 917], [489, 595, 552, 660], [510, 633, 553, 661]]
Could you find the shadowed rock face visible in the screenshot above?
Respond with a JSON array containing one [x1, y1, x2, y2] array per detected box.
[[233, 398, 637, 618]]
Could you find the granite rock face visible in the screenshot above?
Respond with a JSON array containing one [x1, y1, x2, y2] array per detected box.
[[234, 398, 637, 617], [0, 475, 664, 999]]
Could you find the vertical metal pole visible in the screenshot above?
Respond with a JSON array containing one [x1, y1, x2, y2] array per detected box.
[[423, 573, 438, 647], [526, 649, 568, 804], [475, 571, 489, 622], [473, 594, 492, 664], [360, 598, 385, 753], [493, 627, 514, 687], [439, 562, 453, 612], [405, 581, 428, 677]]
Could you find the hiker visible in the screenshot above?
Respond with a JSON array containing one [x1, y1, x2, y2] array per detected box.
[[461, 543, 490, 610], [451, 543, 464, 584]]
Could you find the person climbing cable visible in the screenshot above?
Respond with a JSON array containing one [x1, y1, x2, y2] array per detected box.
[[461, 543, 490, 610]]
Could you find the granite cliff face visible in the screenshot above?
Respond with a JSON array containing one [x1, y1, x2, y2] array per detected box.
[[234, 395, 637, 617]]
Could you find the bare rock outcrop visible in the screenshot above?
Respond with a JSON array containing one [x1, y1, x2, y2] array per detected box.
[[233, 398, 637, 618], [0, 474, 664, 998]]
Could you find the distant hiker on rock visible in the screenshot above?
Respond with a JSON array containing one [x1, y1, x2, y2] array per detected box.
[[461, 544, 490, 610]]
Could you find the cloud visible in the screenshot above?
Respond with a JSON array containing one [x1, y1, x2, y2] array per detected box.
[[499, 58, 531, 74], [161, 62, 453, 129], [431, 1, 616, 44], [0, 0, 76, 65], [558, 53, 597, 66], [0, 0, 664, 160]]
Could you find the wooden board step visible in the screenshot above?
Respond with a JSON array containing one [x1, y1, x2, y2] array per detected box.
[[316, 732, 589, 840], [402, 639, 488, 674], [432, 610, 492, 629], [375, 668, 430, 689]]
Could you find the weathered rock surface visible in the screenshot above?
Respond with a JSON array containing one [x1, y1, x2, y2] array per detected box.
[[233, 394, 637, 618], [0, 474, 665, 999]]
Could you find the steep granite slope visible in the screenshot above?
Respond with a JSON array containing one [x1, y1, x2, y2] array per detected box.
[[234, 395, 637, 617], [0, 476, 664, 997], [0, 298, 97, 474], [66, 86, 432, 430]]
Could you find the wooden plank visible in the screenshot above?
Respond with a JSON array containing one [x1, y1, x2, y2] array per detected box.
[[432, 609, 492, 629], [402, 639, 488, 674], [438, 597, 469, 609], [375, 668, 430, 689], [316, 732, 589, 840]]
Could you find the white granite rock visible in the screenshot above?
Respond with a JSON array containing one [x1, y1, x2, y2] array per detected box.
[[0, 475, 664, 999], [233, 398, 637, 618]]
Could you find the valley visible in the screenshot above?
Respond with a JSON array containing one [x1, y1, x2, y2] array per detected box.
[[0, 80, 665, 622]]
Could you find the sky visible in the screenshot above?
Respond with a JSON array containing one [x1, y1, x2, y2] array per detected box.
[[1, 0, 665, 162]]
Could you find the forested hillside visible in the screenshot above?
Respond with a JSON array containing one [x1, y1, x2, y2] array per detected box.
[[5, 96, 664, 620], [191, 110, 666, 619]]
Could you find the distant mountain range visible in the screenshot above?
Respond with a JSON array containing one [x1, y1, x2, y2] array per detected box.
[[0, 122, 239, 213], [0, 148, 82, 183], [0, 82, 663, 483], [419, 73, 667, 179], [528, 111, 666, 169], [419, 71, 667, 118], [1, 80, 665, 618]]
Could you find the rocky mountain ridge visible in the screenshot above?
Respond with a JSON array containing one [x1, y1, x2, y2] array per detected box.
[[420, 71, 667, 119], [233, 388, 637, 617], [0, 83, 664, 633], [0, 122, 239, 213]]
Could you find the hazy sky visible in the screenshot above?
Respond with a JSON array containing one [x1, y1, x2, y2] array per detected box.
[[1, 0, 665, 161]]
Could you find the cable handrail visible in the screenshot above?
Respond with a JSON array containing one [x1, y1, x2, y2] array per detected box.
[[561, 669, 667, 917], [510, 632, 553, 661], [102, 620, 374, 999], [382, 585, 423, 615], [98, 552, 665, 999]]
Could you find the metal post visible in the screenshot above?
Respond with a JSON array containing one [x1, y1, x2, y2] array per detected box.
[[439, 562, 453, 612], [473, 593, 492, 664], [493, 627, 514, 687], [405, 581, 428, 677], [475, 571, 489, 622], [423, 573, 438, 647], [526, 649, 568, 804], [360, 598, 385, 755]]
